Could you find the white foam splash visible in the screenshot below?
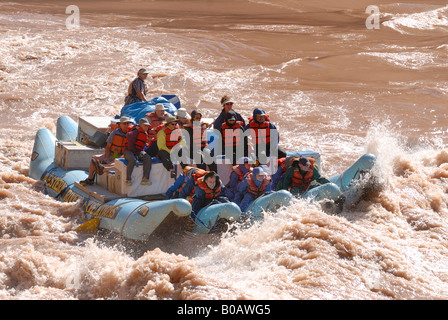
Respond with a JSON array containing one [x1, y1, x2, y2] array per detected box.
[[384, 5, 448, 34]]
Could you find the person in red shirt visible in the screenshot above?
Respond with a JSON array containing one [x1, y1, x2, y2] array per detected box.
[[124, 118, 153, 186]]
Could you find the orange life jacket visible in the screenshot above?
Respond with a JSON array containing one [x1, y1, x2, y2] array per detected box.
[[109, 130, 128, 156], [222, 121, 244, 148], [290, 157, 316, 190], [196, 176, 222, 200], [246, 173, 270, 196], [175, 168, 208, 200], [248, 115, 271, 144], [191, 169, 208, 182], [164, 125, 182, 150]]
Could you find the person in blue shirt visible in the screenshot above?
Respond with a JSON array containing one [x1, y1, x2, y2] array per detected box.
[[225, 157, 252, 200], [165, 166, 207, 200], [166, 173, 186, 199], [178, 168, 208, 201], [234, 166, 272, 212], [191, 171, 229, 215]]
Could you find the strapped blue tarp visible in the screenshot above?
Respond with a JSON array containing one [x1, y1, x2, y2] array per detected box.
[[120, 96, 180, 123], [161, 94, 181, 109]]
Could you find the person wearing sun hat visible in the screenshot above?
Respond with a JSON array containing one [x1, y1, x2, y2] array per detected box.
[[220, 110, 248, 165], [157, 115, 188, 178], [124, 68, 150, 106], [213, 95, 246, 132], [175, 107, 190, 129], [80, 116, 134, 186], [145, 103, 168, 132], [143, 103, 170, 157], [145, 103, 168, 140]]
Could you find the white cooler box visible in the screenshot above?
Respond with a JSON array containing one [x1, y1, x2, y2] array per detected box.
[[77, 116, 113, 145], [112, 158, 182, 197], [55, 141, 104, 171]]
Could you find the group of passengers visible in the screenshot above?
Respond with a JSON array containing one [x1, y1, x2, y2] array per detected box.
[[80, 68, 330, 215]]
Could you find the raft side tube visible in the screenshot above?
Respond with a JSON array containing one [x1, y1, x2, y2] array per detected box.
[[328, 153, 376, 192], [246, 190, 293, 222], [41, 166, 88, 199], [29, 128, 57, 180], [56, 115, 78, 141], [192, 202, 242, 234], [92, 198, 192, 241], [302, 182, 343, 202]]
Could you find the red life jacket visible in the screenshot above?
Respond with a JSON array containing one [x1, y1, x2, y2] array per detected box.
[[131, 126, 149, 151], [246, 173, 270, 196], [164, 125, 182, 150], [278, 157, 286, 173], [290, 157, 316, 190], [196, 176, 222, 200], [145, 112, 166, 140], [248, 115, 271, 144], [109, 130, 128, 156], [222, 121, 244, 148]]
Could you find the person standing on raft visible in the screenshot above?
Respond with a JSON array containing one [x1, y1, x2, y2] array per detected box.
[[124, 68, 151, 106]]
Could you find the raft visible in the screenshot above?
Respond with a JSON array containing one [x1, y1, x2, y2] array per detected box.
[[29, 95, 377, 241]]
